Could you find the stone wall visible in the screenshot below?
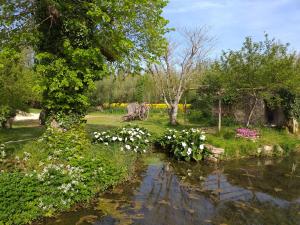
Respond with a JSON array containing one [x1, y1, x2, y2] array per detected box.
[[212, 97, 287, 126]]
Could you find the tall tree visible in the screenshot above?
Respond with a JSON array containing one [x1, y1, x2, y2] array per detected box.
[[1, 0, 169, 128], [149, 27, 213, 125]]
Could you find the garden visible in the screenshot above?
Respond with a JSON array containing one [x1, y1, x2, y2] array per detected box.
[[0, 0, 300, 225]]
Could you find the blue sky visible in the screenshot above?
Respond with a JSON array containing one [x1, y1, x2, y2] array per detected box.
[[163, 0, 300, 58]]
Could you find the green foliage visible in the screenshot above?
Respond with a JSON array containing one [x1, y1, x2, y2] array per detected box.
[[0, 48, 37, 126], [0, 172, 41, 225], [187, 110, 217, 126], [0, 124, 135, 224], [157, 128, 210, 161], [275, 89, 300, 120], [93, 125, 152, 153], [201, 34, 300, 125], [1, 0, 169, 121], [89, 74, 161, 106]]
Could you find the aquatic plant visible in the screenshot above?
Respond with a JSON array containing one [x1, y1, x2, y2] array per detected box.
[[157, 128, 210, 161], [93, 125, 152, 153]]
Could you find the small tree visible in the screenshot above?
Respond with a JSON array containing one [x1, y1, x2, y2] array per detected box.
[[202, 34, 300, 127], [149, 27, 213, 125]]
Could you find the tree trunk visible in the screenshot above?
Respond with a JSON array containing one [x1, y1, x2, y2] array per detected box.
[[246, 97, 258, 127], [218, 98, 222, 132], [169, 103, 179, 125], [289, 117, 299, 134]]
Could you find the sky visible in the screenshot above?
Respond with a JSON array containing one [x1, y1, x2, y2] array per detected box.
[[163, 0, 300, 58]]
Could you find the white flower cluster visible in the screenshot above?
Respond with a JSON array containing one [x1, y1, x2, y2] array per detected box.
[[159, 128, 207, 161], [93, 127, 151, 153]]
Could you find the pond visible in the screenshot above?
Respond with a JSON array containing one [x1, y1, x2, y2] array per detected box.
[[37, 153, 300, 225]]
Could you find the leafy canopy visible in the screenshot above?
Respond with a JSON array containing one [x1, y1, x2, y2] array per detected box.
[[202, 34, 300, 118], [1, 0, 169, 121]]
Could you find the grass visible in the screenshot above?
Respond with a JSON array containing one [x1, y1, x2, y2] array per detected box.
[[207, 126, 300, 158], [86, 111, 300, 158], [0, 120, 45, 156], [1, 110, 299, 160], [0, 110, 299, 224], [86, 110, 201, 137], [28, 108, 42, 114]]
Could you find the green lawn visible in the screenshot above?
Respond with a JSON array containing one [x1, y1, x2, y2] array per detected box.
[[86, 111, 204, 137], [1, 110, 299, 159]]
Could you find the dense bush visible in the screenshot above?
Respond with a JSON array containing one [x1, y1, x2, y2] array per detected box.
[[93, 125, 152, 153], [0, 126, 135, 225], [157, 128, 210, 161]]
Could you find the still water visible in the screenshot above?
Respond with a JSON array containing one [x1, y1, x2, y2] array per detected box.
[[38, 153, 300, 225]]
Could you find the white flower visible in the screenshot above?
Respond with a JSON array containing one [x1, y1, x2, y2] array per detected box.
[[125, 145, 131, 150], [130, 137, 134, 141], [145, 139, 149, 143], [167, 136, 171, 140], [199, 144, 204, 150], [182, 142, 187, 148], [118, 137, 122, 141], [200, 135, 206, 141], [187, 148, 192, 156], [104, 142, 108, 146], [112, 136, 117, 141]]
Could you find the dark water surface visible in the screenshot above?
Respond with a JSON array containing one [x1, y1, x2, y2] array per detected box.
[[38, 153, 300, 225]]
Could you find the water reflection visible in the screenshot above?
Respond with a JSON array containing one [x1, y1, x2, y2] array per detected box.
[[39, 153, 300, 225]]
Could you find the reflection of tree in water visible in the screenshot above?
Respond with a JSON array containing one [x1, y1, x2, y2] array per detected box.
[[130, 161, 217, 225], [223, 155, 300, 201], [212, 200, 300, 225], [35, 154, 300, 225]]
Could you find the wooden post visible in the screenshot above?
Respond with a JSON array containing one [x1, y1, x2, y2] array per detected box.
[[184, 97, 187, 124], [218, 98, 222, 132], [292, 117, 299, 134]]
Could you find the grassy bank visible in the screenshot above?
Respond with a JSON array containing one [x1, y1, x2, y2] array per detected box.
[[206, 127, 300, 158], [86, 111, 300, 158], [0, 111, 299, 224], [0, 121, 136, 224]]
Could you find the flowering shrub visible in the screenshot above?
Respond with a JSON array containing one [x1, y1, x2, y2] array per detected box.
[[93, 126, 151, 153], [157, 128, 210, 161], [0, 125, 134, 224], [236, 128, 259, 139]]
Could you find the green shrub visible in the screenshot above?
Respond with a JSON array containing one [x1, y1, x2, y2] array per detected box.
[[157, 128, 210, 161], [187, 110, 216, 126], [92, 125, 152, 153], [0, 125, 135, 225]]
